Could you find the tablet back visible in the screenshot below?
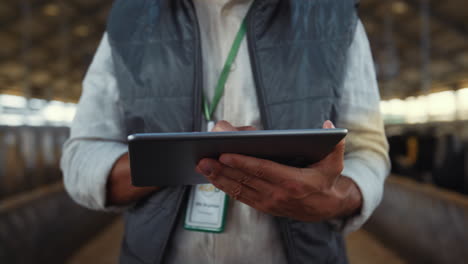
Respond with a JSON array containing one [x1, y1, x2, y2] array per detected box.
[[128, 129, 347, 186]]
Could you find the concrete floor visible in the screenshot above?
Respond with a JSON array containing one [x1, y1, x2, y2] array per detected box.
[[67, 219, 123, 264], [67, 219, 405, 264], [346, 228, 406, 264]]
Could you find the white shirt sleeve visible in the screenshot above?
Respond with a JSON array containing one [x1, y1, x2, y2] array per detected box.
[[335, 21, 391, 234], [60, 33, 129, 211]]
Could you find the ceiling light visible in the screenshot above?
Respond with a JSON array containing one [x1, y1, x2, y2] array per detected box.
[[392, 1, 408, 15], [74, 25, 90, 37], [43, 4, 60, 17], [0, 94, 27, 108], [31, 71, 50, 85]]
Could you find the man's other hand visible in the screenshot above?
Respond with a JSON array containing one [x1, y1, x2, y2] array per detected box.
[[196, 120, 362, 222], [105, 121, 253, 207], [106, 153, 159, 206]]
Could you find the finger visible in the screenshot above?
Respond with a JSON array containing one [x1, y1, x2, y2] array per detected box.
[[215, 163, 275, 192], [212, 120, 237, 132], [199, 160, 290, 216], [236, 126, 257, 131], [196, 159, 260, 202], [323, 120, 334, 129], [197, 159, 279, 213], [218, 153, 298, 184]]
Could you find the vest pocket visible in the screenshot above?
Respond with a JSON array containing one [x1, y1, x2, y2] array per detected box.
[[122, 187, 185, 263], [122, 97, 194, 134], [267, 96, 334, 129]]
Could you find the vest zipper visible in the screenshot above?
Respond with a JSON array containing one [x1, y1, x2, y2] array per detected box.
[[157, 1, 202, 262], [246, 2, 298, 263], [192, 1, 203, 132], [156, 187, 189, 264], [246, 2, 270, 130]]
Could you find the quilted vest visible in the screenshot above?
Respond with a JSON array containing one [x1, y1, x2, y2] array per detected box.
[[107, 0, 358, 263]]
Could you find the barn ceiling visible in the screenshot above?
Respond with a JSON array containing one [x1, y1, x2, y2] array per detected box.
[[0, 0, 467, 102], [360, 0, 468, 99]]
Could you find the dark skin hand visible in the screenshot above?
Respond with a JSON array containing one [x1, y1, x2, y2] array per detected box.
[[106, 153, 159, 206], [106, 120, 363, 222], [196, 120, 363, 221]]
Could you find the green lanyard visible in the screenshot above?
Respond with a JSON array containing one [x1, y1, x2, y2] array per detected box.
[[203, 18, 248, 122]]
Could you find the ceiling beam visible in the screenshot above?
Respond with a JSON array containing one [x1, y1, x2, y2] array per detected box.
[[358, 1, 468, 98], [404, 0, 468, 39], [0, 0, 51, 31], [0, 0, 111, 101], [359, 3, 465, 74]]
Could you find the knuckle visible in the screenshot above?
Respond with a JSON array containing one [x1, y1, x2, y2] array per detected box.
[[253, 159, 268, 179], [272, 191, 287, 204], [234, 184, 242, 195], [240, 174, 251, 184], [209, 163, 226, 180], [212, 181, 224, 190], [210, 165, 221, 179], [322, 178, 335, 192], [283, 180, 304, 195], [226, 183, 242, 199]]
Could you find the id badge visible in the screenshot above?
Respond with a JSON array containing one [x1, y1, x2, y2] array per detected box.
[[184, 184, 229, 233]]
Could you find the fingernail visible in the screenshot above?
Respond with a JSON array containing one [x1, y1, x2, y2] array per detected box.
[[219, 155, 233, 166], [198, 162, 213, 175]]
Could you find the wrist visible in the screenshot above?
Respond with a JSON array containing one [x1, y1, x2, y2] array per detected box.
[[333, 176, 363, 219], [106, 153, 159, 206]]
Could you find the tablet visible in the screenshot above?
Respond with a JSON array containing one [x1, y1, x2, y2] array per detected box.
[[128, 129, 347, 186]]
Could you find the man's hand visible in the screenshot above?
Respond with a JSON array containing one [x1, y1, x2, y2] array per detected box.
[[106, 153, 159, 206], [196, 120, 362, 222]]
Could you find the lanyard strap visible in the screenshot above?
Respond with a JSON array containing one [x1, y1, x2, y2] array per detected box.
[[203, 18, 248, 122]]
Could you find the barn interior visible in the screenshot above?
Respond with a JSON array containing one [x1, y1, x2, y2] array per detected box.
[[0, 0, 467, 263]]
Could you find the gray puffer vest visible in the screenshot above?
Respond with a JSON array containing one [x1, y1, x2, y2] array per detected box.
[[107, 0, 358, 263]]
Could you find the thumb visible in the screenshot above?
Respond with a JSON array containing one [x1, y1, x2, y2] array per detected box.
[[237, 126, 257, 131], [322, 120, 345, 158], [311, 120, 345, 175], [323, 120, 335, 129]]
